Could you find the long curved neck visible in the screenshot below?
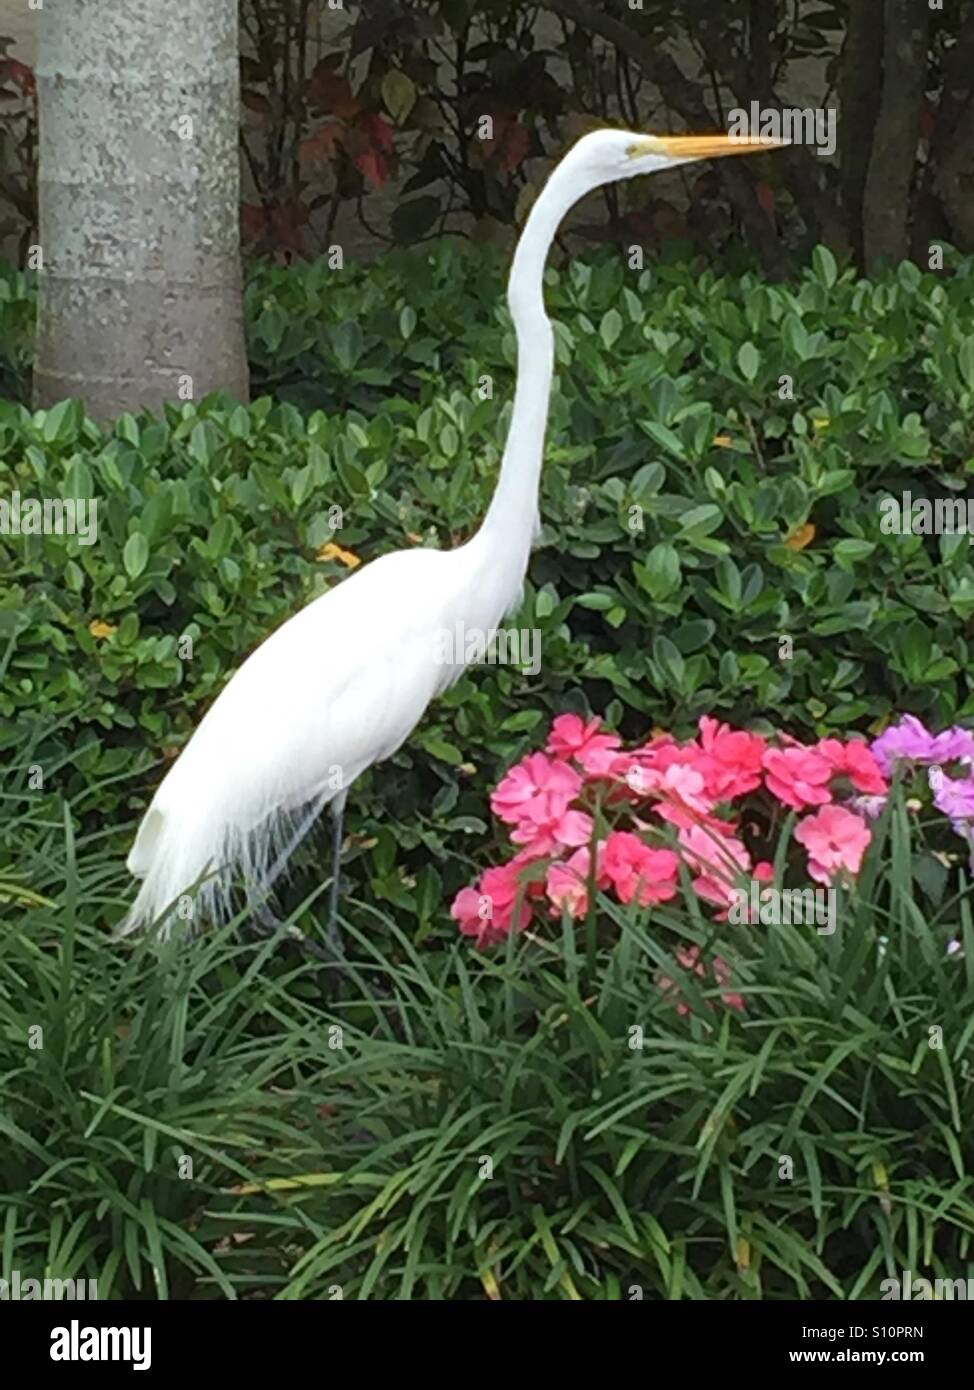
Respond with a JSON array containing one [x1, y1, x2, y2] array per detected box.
[[471, 162, 583, 561]]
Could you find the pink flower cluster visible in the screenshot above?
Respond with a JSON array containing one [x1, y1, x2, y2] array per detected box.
[[451, 713, 888, 950]]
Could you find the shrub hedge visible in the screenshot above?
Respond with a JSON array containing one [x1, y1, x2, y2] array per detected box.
[[3, 244, 974, 920]]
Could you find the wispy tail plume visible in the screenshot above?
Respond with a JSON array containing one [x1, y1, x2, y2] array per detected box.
[[119, 787, 332, 939]]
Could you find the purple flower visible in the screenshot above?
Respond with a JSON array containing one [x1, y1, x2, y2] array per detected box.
[[935, 775, 974, 822], [871, 716, 974, 776], [849, 794, 888, 820], [934, 727, 974, 764]]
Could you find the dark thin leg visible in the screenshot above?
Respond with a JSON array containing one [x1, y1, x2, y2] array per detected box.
[[245, 789, 339, 965], [263, 789, 330, 896], [245, 892, 334, 963], [327, 790, 347, 950], [253, 898, 284, 932]]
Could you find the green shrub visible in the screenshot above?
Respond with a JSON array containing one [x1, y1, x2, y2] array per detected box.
[[246, 241, 974, 736]]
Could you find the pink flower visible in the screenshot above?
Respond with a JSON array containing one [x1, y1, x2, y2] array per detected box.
[[494, 750, 591, 856], [763, 744, 833, 811], [620, 736, 694, 794], [451, 862, 533, 948], [817, 738, 887, 795], [547, 714, 622, 775], [638, 761, 715, 830], [678, 823, 751, 909], [546, 845, 607, 918], [512, 808, 593, 857], [491, 752, 583, 846], [710, 953, 747, 1014], [698, 717, 767, 800], [602, 831, 679, 906], [451, 887, 502, 948], [657, 945, 746, 1016], [490, 751, 581, 826], [794, 805, 871, 885]]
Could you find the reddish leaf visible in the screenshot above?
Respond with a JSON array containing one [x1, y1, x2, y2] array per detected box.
[[240, 202, 269, 246], [267, 200, 308, 259], [361, 111, 395, 154], [298, 121, 344, 164], [755, 180, 776, 216], [349, 113, 396, 187], [499, 120, 530, 172], [241, 199, 308, 260], [356, 147, 390, 188], [483, 114, 531, 173], [306, 61, 359, 119], [919, 100, 938, 140], [0, 58, 35, 94], [242, 89, 271, 116]]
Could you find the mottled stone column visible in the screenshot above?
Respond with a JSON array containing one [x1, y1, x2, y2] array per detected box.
[[34, 0, 249, 420]]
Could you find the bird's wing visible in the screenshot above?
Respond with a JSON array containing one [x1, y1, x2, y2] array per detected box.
[[174, 548, 453, 799], [123, 549, 457, 932]]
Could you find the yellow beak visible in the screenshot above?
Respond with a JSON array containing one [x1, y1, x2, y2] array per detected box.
[[627, 133, 789, 161]]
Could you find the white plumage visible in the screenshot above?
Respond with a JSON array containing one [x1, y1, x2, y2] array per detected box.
[[123, 542, 526, 932], [123, 127, 782, 936]]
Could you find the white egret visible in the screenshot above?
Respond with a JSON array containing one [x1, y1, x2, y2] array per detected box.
[[122, 128, 783, 941]]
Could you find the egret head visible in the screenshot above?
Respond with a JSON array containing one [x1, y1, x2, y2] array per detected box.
[[563, 127, 788, 190]]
